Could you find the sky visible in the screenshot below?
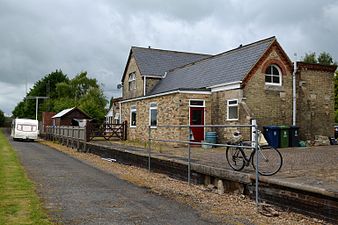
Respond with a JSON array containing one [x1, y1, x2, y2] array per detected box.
[[0, 0, 337, 116]]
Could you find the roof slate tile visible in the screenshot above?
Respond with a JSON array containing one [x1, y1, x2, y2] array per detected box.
[[150, 37, 275, 95]]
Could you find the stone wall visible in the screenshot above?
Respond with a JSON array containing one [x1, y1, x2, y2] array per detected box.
[[122, 56, 144, 99], [145, 77, 161, 95], [243, 46, 293, 130], [210, 89, 252, 142], [121, 92, 211, 144], [296, 63, 336, 140]]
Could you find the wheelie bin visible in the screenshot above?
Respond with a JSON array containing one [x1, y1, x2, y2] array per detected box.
[[263, 126, 280, 148], [279, 125, 289, 148], [289, 126, 300, 147]]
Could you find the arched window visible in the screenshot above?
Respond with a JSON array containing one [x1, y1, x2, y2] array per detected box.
[[265, 64, 282, 85]]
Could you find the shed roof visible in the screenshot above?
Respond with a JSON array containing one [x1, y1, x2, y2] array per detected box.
[[150, 37, 276, 95], [52, 107, 75, 118]]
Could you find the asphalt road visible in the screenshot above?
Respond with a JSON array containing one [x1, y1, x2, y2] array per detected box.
[[8, 137, 225, 225]]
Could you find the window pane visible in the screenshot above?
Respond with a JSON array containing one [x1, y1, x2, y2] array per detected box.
[[190, 100, 204, 106], [265, 75, 272, 83], [150, 102, 157, 107], [150, 109, 157, 127], [272, 66, 279, 75], [228, 106, 238, 120], [228, 100, 237, 105], [273, 76, 280, 83], [191, 110, 203, 125], [131, 111, 137, 126], [265, 66, 272, 74]]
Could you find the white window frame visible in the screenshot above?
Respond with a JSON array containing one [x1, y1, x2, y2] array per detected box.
[[149, 102, 158, 128], [130, 105, 137, 128], [265, 64, 282, 86], [189, 99, 205, 107], [227, 99, 239, 121], [128, 72, 136, 91]]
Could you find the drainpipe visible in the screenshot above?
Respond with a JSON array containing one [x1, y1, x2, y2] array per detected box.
[[292, 59, 297, 126]]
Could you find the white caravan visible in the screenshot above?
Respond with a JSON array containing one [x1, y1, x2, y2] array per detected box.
[[11, 118, 39, 141]]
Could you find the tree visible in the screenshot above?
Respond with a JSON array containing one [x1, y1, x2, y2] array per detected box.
[[302, 51, 337, 66], [12, 70, 68, 119], [303, 52, 317, 64], [0, 110, 5, 127], [318, 52, 334, 65], [79, 88, 108, 122], [53, 72, 107, 121], [12, 70, 108, 122]]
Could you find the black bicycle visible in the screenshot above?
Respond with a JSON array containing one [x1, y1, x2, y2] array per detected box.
[[226, 131, 283, 176]]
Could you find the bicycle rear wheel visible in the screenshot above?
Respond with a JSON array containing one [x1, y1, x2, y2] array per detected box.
[[252, 146, 283, 176], [226, 147, 245, 171]]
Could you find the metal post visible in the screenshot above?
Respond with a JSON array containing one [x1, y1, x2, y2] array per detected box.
[[254, 121, 259, 208], [188, 127, 191, 185], [35, 98, 38, 120], [148, 125, 151, 172]]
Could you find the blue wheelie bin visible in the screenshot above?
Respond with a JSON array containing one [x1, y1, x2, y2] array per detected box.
[[263, 126, 280, 148]]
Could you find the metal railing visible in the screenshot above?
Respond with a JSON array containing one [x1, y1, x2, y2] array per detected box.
[[147, 120, 261, 207]]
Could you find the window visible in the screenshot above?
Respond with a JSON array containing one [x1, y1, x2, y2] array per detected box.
[[128, 72, 136, 91], [189, 100, 205, 107], [227, 99, 238, 120], [265, 64, 282, 85], [149, 103, 158, 128], [130, 105, 136, 127]]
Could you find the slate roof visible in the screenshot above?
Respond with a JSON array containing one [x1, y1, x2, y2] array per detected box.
[[131, 47, 211, 77], [150, 37, 276, 95]]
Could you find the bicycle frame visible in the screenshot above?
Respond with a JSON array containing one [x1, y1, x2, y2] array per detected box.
[[236, 142, 257, 167]]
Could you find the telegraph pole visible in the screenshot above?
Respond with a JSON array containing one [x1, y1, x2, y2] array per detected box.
[[26, 96, 49, 120]]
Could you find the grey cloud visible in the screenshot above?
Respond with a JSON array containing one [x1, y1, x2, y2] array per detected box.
[[0, 0, 337, 115]]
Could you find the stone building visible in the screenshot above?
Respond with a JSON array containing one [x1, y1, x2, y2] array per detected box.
[[118, 37, 337, 143]]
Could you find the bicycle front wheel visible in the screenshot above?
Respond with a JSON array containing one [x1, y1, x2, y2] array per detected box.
[[226, 147, 245, 171], [252, 146, 283, 176]]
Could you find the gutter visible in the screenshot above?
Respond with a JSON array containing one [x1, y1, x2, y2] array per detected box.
[[120, 89, 211, 104]]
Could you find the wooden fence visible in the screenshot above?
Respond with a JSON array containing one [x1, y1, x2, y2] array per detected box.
[[44, 121, 127, 146]]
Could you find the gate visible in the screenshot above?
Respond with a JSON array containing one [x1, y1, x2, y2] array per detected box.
[[87, 121, 127, 141]]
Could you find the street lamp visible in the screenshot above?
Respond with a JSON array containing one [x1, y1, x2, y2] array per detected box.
[[26, 96, 49, 120]]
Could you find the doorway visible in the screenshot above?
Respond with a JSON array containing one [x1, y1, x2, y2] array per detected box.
[[189, 107, 204, 142]]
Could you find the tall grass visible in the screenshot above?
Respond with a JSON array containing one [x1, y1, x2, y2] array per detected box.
[[0, 129, 52, 225]]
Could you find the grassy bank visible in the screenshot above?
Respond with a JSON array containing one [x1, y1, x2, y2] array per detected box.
[[0, 129, 52, 225]]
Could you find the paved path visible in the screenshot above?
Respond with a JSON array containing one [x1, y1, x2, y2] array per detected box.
[[9, 139, 231, 225]]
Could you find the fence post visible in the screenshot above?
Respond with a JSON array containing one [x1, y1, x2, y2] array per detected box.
[[148, 125, 151, 172], [83, 125, 87, 152], [123, 121, 127, 140], [252, 119, 259, 208]]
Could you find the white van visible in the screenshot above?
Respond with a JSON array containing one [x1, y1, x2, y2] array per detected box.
[[11, 118, 39, 141]]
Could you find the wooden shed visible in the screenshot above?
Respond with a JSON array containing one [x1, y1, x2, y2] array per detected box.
[[52, 107, 91, 126]]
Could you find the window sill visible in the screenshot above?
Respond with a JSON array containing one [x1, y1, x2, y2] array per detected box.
[[130, 126, 136, 128], [264, 85, 284, 92], [227, 119, 239, 121]]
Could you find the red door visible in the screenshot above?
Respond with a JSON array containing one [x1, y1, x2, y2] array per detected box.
[[190, 107, 204, 142]]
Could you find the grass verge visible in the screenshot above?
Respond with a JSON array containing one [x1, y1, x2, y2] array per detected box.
[[0, 129, 52, 225]]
